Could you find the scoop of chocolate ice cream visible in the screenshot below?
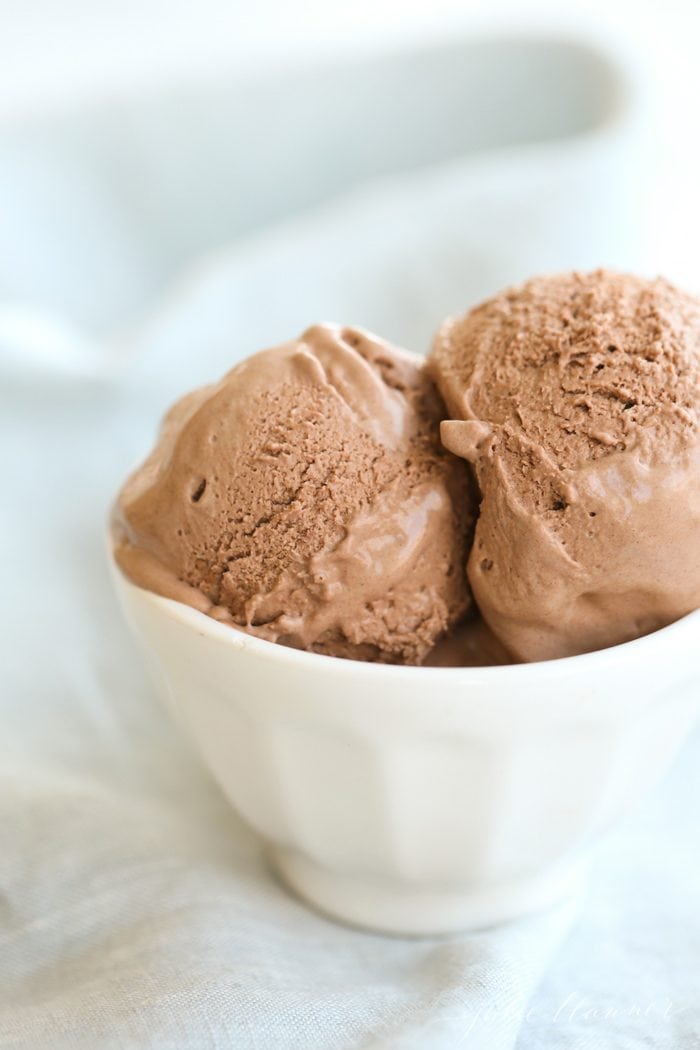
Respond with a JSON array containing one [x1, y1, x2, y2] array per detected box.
[[115, 323, 473, 664], [430, 270, 700, 661]]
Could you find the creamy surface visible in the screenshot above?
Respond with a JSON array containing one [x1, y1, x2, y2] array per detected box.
[[425, 615, 515, 667], [115, 324, 474, 665], [114, 273, 700, 668], [430, 270, 700, 661]]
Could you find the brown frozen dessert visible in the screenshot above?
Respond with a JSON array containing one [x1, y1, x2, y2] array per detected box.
[[114, 323, 474, 664], [430, 270, 700, 662]]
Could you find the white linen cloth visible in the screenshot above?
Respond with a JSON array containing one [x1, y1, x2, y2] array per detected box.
[[0, 29, 698, 1049]]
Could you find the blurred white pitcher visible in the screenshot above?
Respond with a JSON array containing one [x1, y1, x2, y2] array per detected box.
[[0, 31, 646, 385]]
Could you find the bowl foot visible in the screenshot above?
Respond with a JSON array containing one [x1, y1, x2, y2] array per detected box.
[[269, 846, 587, 936]]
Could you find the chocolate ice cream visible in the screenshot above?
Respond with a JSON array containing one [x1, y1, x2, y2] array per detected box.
[[430, 270, 700, 661], [115, 323, 473, 664]]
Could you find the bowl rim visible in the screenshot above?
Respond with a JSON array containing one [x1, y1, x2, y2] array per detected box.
[[111, 554, 700, 684]]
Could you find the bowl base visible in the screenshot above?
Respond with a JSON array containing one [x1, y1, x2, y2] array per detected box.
[[269, 846, 587, 936]]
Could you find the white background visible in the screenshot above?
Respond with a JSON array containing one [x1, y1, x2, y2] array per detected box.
[[0, 0, 698, 289]]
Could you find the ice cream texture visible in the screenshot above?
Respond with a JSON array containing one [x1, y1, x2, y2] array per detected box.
[[430, 270, 700, 662], [114, 271, 700, 667], [114, 323, 474, 665]]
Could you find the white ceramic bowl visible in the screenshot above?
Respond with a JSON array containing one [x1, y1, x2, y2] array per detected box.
[[111, 560, 699, 936]]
